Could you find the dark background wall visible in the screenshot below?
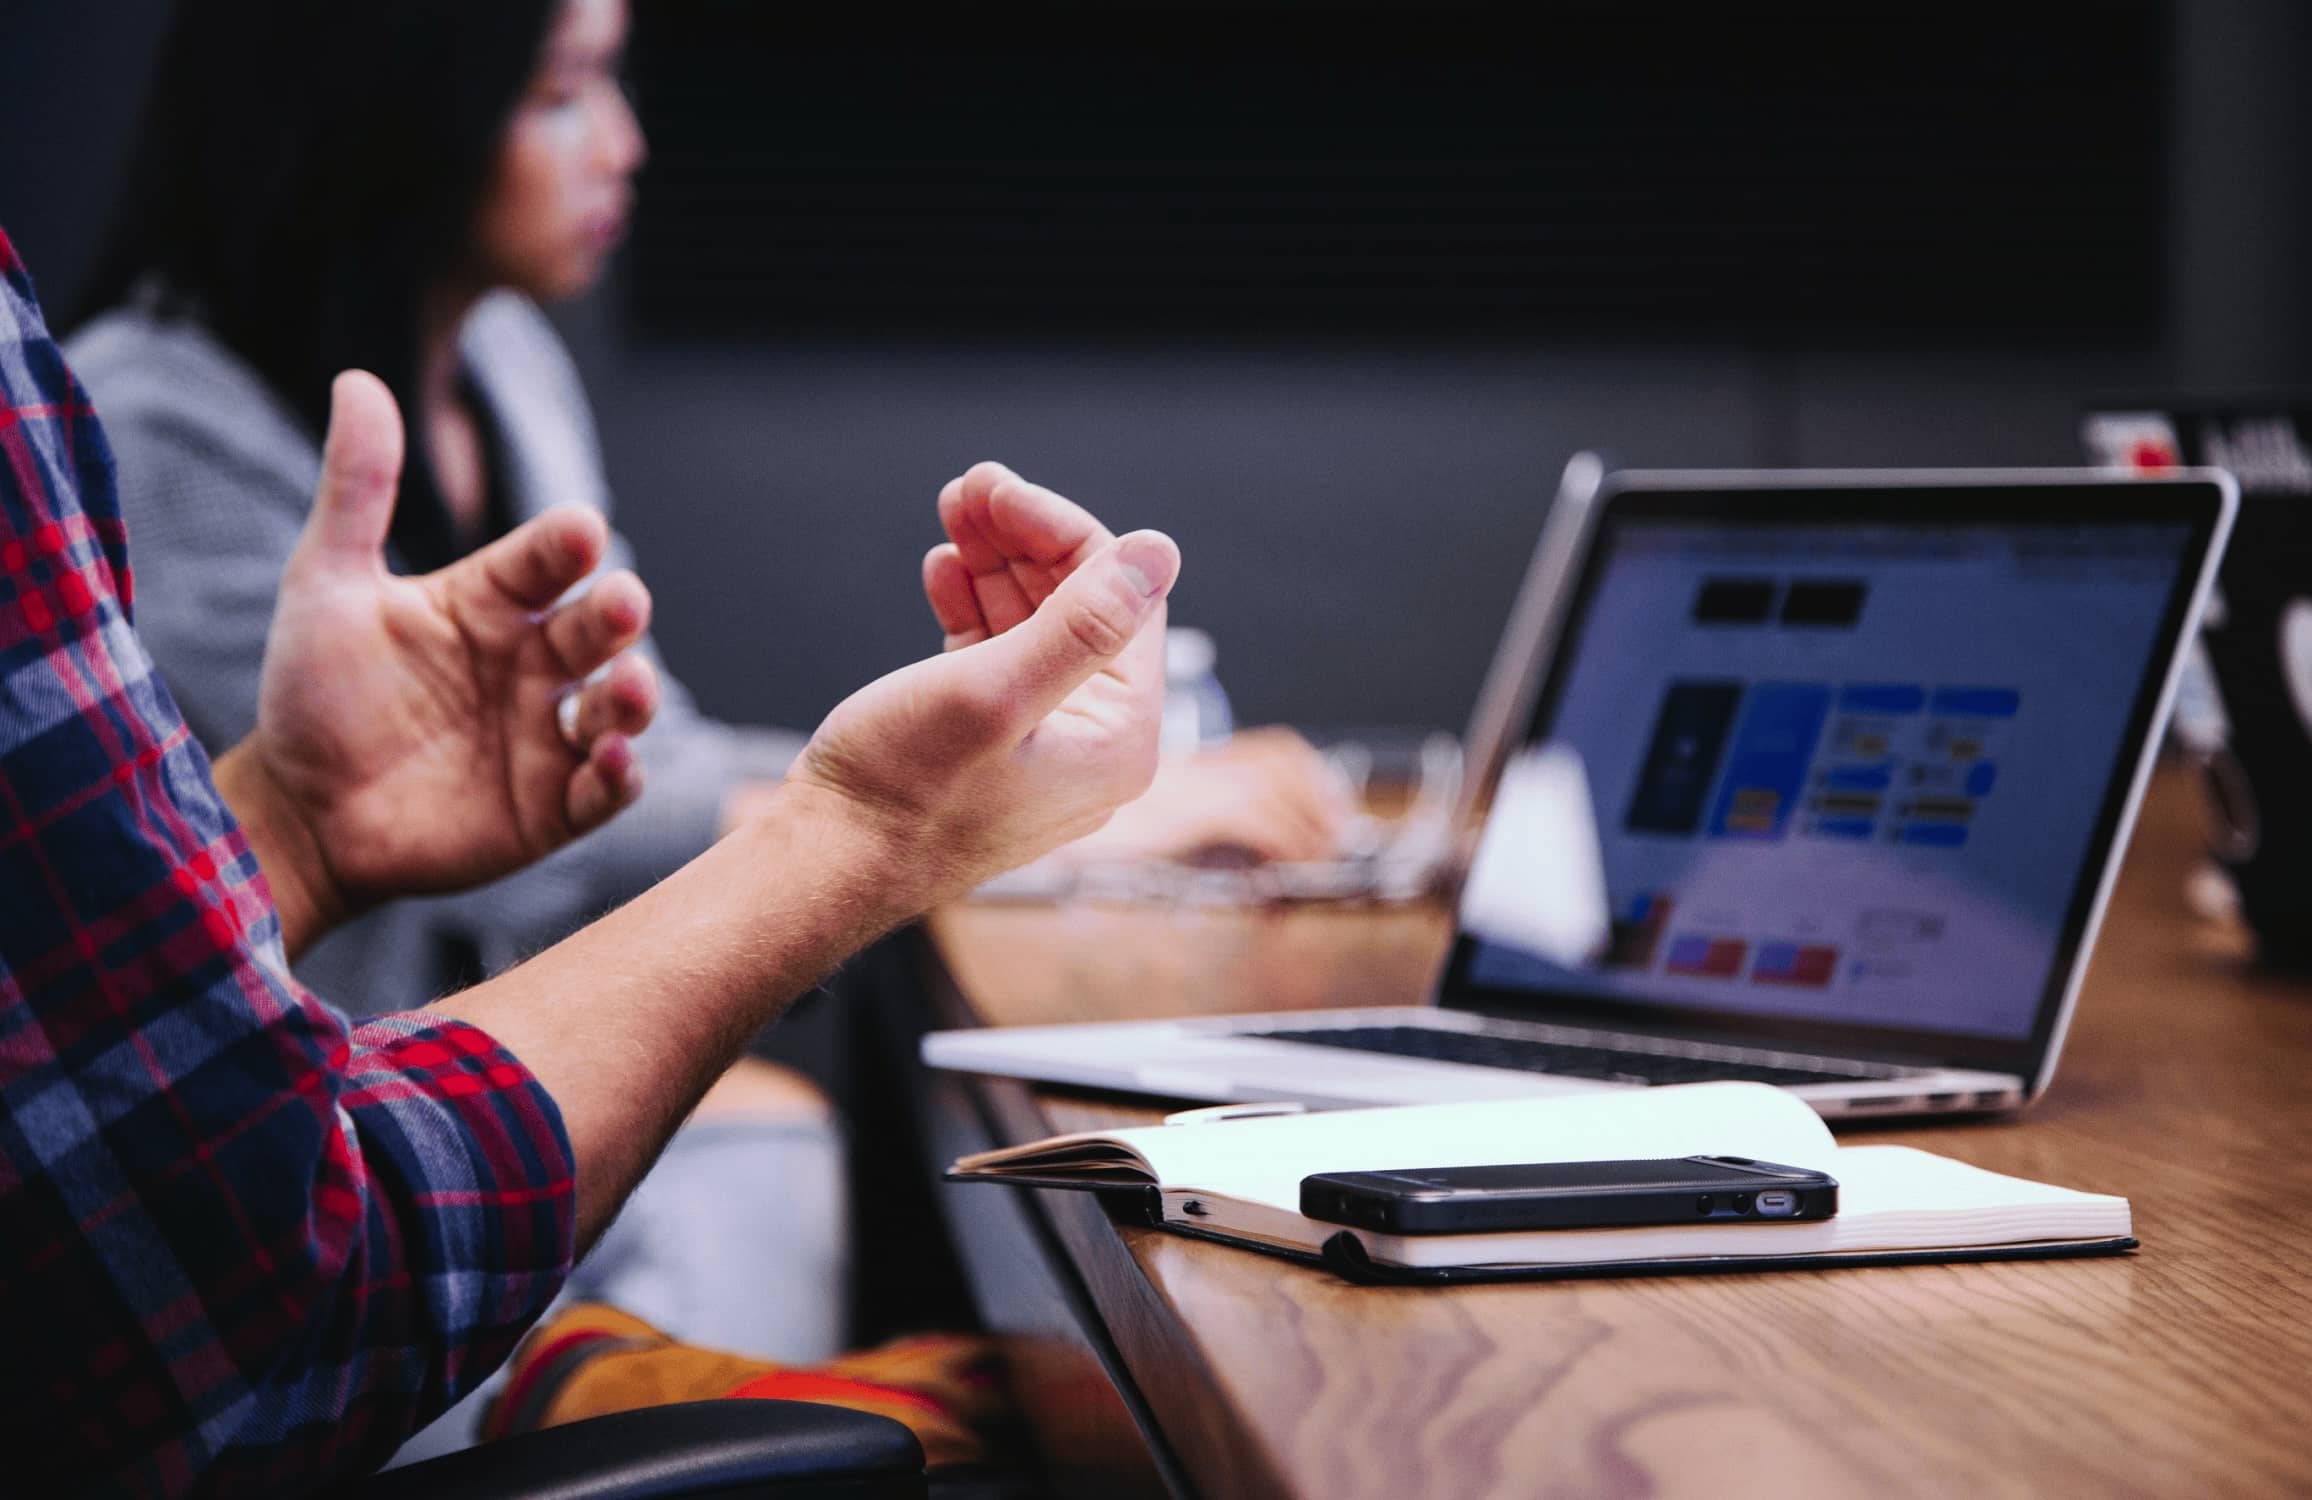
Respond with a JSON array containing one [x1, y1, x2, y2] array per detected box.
[[4, 2, 2308, 737]]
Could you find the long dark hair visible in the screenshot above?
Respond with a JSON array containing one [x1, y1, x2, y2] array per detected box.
[[78, 0, 561, 566]]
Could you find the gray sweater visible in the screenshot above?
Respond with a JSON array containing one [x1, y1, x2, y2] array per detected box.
[[68, 293, 803, 1015]]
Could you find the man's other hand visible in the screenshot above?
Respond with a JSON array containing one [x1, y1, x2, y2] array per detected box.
[[436, 462, 1170, 1238], [227, 371, 661, 945], [787, 462, 1179, 910]]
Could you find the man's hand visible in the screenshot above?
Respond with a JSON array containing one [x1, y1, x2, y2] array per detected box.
[[217, 372, 661, 954], [786, 461, 1180, 912], [441, 461, 1174, 1237]]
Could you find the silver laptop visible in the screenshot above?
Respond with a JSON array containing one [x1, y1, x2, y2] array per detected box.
[[926, 468, 2236, 1119]]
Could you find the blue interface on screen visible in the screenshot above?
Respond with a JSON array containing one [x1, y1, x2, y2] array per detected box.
[[1466, 519, 2191, 1041]]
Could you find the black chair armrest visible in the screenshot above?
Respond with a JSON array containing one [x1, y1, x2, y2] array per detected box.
[[336, 1399, 926, 1500]]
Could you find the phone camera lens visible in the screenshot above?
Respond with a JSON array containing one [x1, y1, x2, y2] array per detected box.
[[1695, 1194, 1715, 1215], [1732, 1192, 1754, 1214]]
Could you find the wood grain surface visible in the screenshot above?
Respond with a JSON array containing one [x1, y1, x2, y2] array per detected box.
[[928, 769, 2312, 1498]]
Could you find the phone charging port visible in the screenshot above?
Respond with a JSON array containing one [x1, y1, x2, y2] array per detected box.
[[1755, 1190, 1798, 1218]]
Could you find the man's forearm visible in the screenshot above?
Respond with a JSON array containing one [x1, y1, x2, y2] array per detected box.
[[433, 781, 911, 1244]]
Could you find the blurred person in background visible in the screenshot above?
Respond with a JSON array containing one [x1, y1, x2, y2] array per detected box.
[[68, 0, 1345, 1455]]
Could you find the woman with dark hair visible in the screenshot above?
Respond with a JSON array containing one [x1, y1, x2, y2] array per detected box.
[[71, 0, 1346, 1457], [76, 0, 1347, 1004], [70, 0, 782, 1010]]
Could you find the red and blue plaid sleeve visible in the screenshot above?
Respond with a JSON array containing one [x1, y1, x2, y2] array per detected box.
[[0, 229, 577, 1496]]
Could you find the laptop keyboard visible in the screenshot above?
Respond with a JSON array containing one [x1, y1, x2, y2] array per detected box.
[[1242, 1025, 1891, 1088]]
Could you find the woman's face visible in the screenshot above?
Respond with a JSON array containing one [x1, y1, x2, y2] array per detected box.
[[472, 0, 645, 303]]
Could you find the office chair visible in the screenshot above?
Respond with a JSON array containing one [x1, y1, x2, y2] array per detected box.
[[336, 1399, 927, 1499]]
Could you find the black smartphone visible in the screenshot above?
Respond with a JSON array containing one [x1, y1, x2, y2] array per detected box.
[[1299, 1156, 1839, 1235]]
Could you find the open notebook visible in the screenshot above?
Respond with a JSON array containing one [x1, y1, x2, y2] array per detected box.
[[948, 1083, 2134, 1283]]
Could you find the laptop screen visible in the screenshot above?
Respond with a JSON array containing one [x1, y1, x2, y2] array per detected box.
[[1450, 480, 2219, 1069]]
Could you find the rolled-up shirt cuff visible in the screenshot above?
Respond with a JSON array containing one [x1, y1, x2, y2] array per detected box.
[[340, 1012, 578, 1394]]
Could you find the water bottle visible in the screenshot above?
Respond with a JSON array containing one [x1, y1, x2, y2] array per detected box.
[[1162, 627, 1234, 752]]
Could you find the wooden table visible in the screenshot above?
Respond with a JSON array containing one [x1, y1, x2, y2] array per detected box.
[[919, 770, 2312, 1498]]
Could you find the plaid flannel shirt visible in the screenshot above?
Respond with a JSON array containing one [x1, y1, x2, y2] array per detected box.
[[0, 228, 576, 1495]]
